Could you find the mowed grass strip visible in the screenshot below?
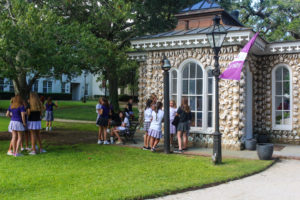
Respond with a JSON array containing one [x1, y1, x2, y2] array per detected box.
[[0, 142, 273, 200], [0, 117, 98, 132]]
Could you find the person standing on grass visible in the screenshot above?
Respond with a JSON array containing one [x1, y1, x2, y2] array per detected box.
[[96, 97, 110, 145], [174, 98, 192, 154], [169, 100, 177, 147], [148, 102, 164, 152], [142, 99, 153, 150], [6, 95, 26, 157], [21, 100, 30, 151], [7, 97, 14, 155], [45, 97, 58, 131], [96, 97, 103, 143], [28, 92, 46, 155], [111, 111, 129, 144]]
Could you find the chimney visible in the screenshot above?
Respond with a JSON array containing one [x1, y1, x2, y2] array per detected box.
[[231, 10, 239, 20]]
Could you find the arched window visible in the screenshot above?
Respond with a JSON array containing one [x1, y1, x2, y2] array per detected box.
[[272, 65, 292, 130], [170, 70, 177, 104], [182, 62, 203, 128]]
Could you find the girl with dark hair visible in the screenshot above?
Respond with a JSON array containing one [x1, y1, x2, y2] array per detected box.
[[175, 98, 192, 153], [96, 97, 111, 144], [45, 97, 58, 131], [169, 100, 177, 146], [142, 99, 153, 150], [6, 95, 26, 157], [148, 102, 164, 152], [111, 111, 129, 144]]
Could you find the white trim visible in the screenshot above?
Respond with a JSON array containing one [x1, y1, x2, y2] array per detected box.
[[245, 63, 253, 139], [272, 64, 293, 130]]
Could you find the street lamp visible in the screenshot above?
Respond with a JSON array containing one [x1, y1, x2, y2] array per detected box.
[[206, 15, 227, 164], [161, 56, 171, 154]]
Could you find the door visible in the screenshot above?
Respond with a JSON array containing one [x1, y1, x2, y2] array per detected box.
[[71, 83, 80, 100], [245, 65, 253, 139]]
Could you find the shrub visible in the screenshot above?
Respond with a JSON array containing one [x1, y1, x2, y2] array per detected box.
[[118, 94, 138, 102]]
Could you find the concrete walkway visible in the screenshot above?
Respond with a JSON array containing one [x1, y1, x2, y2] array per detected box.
[[53, 118, 95, 124], [153, 159, 300, 200]]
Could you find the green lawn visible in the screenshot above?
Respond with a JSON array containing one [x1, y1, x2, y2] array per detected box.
[[0, 142, 272, 200], [0, 100, 138, 121]]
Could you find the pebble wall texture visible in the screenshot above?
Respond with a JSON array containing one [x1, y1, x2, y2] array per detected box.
[[137, 46, 300, 150]]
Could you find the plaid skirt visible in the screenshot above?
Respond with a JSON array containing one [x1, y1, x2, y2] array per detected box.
[[148, 129, 162, 139], [144, 121, 151, 132]]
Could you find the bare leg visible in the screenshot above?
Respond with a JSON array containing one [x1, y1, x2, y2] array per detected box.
[[113, 130, 122, 142], [144, 132, 148, 147], [46, 121, 49, 127], [183, 132, 188, 149], [177, 131, 183, 150], [16, 132, 23, 154], [103, 126, 108, 141], [11, 131, 17, 154], [36, 130, 43, 151], [30, 130, 36, 152], [25, 131, 29, 149], [153, 139, 160, 148], [98, 126, 102, 140], [146, 134, 151, 148], [150, 137, 155, 148]]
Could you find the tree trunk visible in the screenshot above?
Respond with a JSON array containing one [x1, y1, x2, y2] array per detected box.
[[13, 72, 30, 101], [108, 70, 120, 112]]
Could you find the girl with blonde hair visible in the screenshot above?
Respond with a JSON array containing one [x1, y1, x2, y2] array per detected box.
[[27, 92, 46, 154], [6, 95, 26, 157]]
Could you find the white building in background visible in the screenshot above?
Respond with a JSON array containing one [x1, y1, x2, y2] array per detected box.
[[0, 72, 106, 100]]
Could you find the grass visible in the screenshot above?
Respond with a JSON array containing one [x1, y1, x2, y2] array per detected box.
[[0, 117, 98, 132], [0, 142, 273, 200], [0, 100, 138, 121]]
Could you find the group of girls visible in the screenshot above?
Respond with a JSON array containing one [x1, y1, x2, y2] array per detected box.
[[6, 93, 47, 157], [96, 97, 130, 145], [143, 93, 191, 153]]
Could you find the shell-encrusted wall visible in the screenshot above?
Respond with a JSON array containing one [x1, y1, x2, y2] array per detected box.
[[253, 53, 300, 145], [137, 46, 244, 150]]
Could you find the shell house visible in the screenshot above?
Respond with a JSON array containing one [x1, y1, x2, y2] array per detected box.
[[129, 1, 300, 150]]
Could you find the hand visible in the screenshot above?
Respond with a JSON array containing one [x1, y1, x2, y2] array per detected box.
[[23, 122, 27, 127]]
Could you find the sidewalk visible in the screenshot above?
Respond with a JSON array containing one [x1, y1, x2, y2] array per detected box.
[[53, 118, 95, 124], [130, 130, 300, 160]]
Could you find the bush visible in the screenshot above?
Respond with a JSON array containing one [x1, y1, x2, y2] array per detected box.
[[0, 92, 72, 100], [118, 94, 138, 102]]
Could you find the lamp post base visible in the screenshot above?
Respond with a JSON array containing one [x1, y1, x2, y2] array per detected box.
[[212, 132, 222, 164]]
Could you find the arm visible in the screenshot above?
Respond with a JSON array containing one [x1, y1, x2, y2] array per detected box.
[[21, 112, 26, 126], [54, 101, 58, 108], [6, 110, 10, 118], [98, 109, 103, 115]]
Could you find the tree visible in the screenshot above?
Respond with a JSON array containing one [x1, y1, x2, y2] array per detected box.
[[218, 0, 300, 41], [0, 0, 92, 100]]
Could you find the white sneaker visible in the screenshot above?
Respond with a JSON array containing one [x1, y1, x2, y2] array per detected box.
[[40, 149, 47, 153], [29, 151, 37, 155], [7, 151, 13, 156], [49, 127, 52, 131], [97, 140, 103, 144], [25, 147, 31, 151], [14, 153, 23, 157], [21, 147, 25, 151], [103, 141, 110, 145], [107, 129, 110, 133], [46, 127, 49, 131]]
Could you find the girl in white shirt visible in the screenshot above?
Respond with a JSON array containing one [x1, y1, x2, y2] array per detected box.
[[111, 111, 130, 144], [148, 102, 164, 152], [143, 99, 153, 150], [169, 100, 177, 146]]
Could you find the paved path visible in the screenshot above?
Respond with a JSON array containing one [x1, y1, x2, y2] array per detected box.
[[153, 160, 300, 200], [53, 118, 95, 124]]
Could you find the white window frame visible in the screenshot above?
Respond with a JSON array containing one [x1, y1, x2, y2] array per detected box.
[[43, 80, 52, 93], [169, 68, 178, 104], [32, 80, 39, 92], [173, 58, 214, 133], [272, 64, 293, 130], [205, 67, 215, 133]]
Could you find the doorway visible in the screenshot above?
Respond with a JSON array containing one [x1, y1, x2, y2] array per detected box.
[[71, 83, 80, 100]]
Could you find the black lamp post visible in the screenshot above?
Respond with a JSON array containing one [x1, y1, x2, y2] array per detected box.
[[206, 15, 227, 164], [162, 56, 171, 154]]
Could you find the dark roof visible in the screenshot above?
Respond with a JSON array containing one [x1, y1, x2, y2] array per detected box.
[[132, 26, 251, 41], [181, 0, 221, 13]]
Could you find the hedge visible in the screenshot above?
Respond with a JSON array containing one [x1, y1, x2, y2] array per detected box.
[[0, 92, 72, 100], [118, 94, 138, 102]]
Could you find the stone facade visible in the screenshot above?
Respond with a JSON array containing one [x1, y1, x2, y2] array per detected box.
[[137, 46, 300, 150]]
